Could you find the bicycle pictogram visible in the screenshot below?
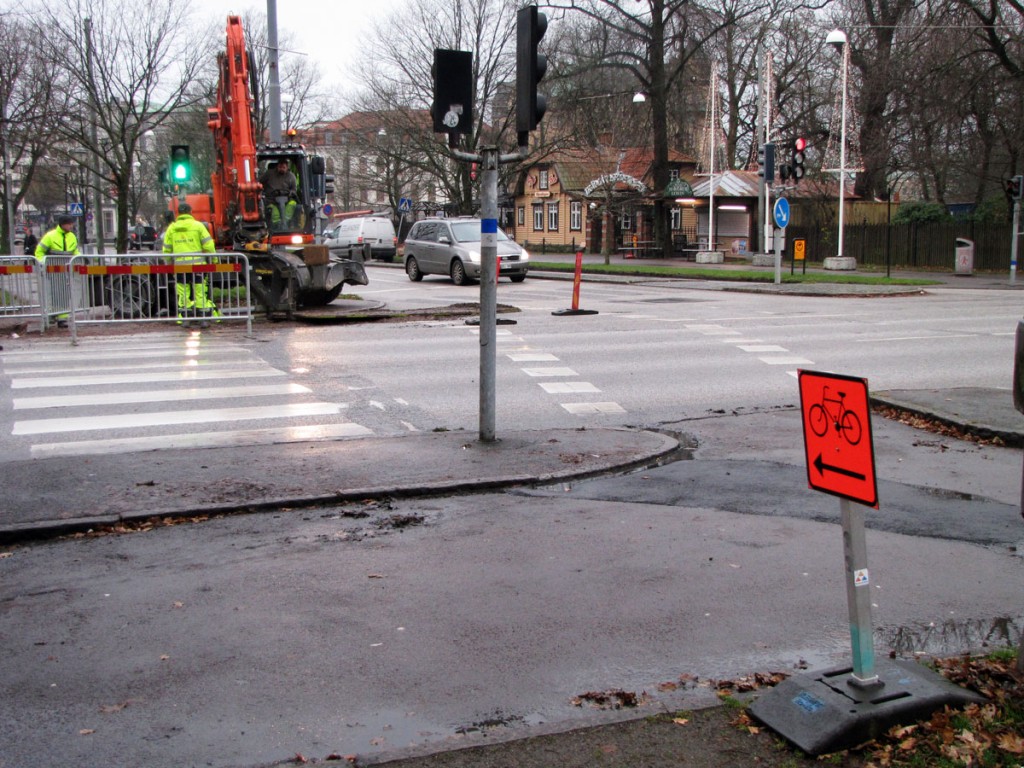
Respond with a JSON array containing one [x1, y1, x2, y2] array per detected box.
[[808, 386, 862, 445]]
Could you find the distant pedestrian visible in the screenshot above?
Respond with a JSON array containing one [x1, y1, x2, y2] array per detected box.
[[35, 215, 80, 328], [163, 203, 219, 328], [22, 230, 38, 256]]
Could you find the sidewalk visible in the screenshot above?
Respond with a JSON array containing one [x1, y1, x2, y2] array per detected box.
[[4, 389, 1020, 545]]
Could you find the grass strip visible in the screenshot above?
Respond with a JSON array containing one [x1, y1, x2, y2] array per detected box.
[[529, 262, 939, 286]]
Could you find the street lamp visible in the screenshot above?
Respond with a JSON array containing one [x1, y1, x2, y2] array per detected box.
[[826, 28, 849, 269]]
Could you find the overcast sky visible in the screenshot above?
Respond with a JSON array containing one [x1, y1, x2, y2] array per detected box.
[[197, 0, 404, 85]]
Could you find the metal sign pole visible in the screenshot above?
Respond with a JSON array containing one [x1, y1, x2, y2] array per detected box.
[[840, 497, 878, 686], [478, 146, 499, 442]]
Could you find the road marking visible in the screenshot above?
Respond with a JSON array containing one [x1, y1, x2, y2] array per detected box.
[[854, 333, 977, 342], [758, 355, 815, 365], [738, 344, 789, 353], [686, 324, 740, 335], [507, 352, 559, 362], [10, 367, 287, 389], [12, 382, 312, 410], [521, 367, 578, 377], [13, 402, 346, 435], [539, 382, 601, 394], [30, 422, 373, 459], [561, 402, 626, 414]]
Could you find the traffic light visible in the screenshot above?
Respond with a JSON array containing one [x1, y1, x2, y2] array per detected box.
[[431, 49, 473, 135], [791, 137, 807, 182], [1006, 175, 1023, 201], [169, 145, 191, 184], [324, 174, 335, 196], [470, 163, 478, 182], [516, 5, 548, 146], [757, 142, 775, 183]]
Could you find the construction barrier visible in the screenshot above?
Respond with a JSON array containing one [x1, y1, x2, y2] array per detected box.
[[68, 253, 253, 344], [0, 256, 44, 332]]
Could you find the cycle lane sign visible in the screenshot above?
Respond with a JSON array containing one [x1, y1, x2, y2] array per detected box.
[[798, 369, 878, 508]]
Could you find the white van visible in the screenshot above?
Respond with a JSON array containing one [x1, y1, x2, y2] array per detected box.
[[324, 216, 398, 262]]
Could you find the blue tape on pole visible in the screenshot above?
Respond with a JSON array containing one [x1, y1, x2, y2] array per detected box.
[[481, 218, 498, 233]]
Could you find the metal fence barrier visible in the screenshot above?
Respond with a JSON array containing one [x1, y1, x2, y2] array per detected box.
[[68, 252, 253, 344], [0, 256, 44, 332]]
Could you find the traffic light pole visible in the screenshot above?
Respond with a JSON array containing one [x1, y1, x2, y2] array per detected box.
[[453, 144, 527, 443]]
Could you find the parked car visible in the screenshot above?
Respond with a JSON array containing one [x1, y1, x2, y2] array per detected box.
[[403, 218, 529, 285], [128, 225, 158, 251], [324, 216, 397, 262]]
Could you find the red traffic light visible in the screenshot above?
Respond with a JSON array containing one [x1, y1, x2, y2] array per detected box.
[[794, 137, 807, 152]]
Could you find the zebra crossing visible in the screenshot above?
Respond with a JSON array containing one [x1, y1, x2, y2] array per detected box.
[[0, 333, 374, 460]]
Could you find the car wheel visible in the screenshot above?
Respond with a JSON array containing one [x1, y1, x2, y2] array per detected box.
[[108, 276, 152, 318], [510, 274, 527, 283], [450, 258, 468, 286], [406, 256, 423, 282]]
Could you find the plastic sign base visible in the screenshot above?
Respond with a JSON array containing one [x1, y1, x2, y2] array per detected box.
[[551, 308, 598, 316], [465, 317, 517, 326], [749, 659, 985, 756]]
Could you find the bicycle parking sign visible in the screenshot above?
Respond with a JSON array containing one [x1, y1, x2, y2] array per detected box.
[[798, 370, 878, 508]]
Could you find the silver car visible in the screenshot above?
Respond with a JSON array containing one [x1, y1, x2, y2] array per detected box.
[[403, 218, 529, 285]]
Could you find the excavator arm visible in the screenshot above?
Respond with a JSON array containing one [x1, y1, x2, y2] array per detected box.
[[204, 15, 266, 250]]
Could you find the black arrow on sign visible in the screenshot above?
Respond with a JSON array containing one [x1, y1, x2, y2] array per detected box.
[[814, 453, 866, 481]]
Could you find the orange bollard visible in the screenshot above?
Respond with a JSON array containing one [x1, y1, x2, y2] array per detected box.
[[552, 249, 598, 316]]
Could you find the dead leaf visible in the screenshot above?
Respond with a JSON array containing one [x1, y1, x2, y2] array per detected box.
[[159, 654, 170, 661], [172, 601, 184, 609], [998, 732, 1024, 754], [598, 744, 618, 755], [657, 681, 678, 692], [99, 702, 129, 714], [672, 717, 689, 726], [79, 729, 95, 735], [0, 552, 12, 559], [291, 754, 308, 764]]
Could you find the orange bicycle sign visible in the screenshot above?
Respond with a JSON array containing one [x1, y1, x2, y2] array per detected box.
[[798, 370, 878, 508]]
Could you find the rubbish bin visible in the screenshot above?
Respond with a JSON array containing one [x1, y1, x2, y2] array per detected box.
[[954, 237, 974, 276]]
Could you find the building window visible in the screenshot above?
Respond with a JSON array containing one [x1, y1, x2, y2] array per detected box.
[[538, 166, 549, 190], [533, 204, 543, 231], [570, 201, 582, 231], [671, 207, 682, 230], [547, 202, 559, 231], [621, 211, 632, 230], [518, 206, 525, 226], [324, 131, 334, 145]]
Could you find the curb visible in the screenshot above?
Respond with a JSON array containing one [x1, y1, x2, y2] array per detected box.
[[0, 429, 681, 546]]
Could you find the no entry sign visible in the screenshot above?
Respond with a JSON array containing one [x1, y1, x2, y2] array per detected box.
[[798, 370, 878, 508]]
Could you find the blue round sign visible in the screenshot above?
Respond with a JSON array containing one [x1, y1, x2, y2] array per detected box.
[[322, 204, 333, 216], [773, 197, 791, 229]]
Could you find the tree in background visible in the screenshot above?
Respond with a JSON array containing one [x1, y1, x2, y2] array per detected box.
[[31, 0, 207, 253], [0, 14, 62, 254]]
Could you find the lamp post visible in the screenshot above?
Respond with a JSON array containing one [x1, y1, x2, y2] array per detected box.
[[826, 28, 849, 269]]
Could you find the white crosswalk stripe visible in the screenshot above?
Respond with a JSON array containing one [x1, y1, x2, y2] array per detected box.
[[0, 336, 376, 459]]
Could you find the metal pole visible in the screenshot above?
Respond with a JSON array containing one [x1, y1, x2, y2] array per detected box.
[[85, 18, 105, 253], [708, 70, 716, 252], [479, 146, 499, 442], [1010, 197, 1020, 285], [2, 98, 16, 256], [836, 43, 848, 262], [267, 0, 282, 143], [841, 498, 878, 686]]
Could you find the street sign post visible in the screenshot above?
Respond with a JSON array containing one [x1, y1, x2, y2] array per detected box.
[[68, 202, 85, 216], [771, 197, 790, 285], [772, 196, 790, 229], [751, 369, 986, 753], [799, 368, 878, 686]]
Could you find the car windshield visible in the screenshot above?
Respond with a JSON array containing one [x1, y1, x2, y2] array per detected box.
[[449, 221, 509, 243]]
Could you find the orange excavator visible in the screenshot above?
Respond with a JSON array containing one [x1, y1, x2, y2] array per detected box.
[[173, 15, 366, 312]]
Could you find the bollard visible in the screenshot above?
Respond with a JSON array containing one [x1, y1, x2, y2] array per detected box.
[[552, 249, 598, 316]]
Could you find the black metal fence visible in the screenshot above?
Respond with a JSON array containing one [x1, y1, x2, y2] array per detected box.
[[787, 221, 1014, 271]]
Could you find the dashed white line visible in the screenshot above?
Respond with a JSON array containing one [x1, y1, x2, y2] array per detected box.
[[539, 382, 601, 394]]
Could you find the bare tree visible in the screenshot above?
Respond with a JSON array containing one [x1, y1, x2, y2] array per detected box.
[[0, 14, 63, 254], [31, 0, 208, 253], [237, 11, 338, 141], [547, 0, 767, 256], [351, 0, 520, 215]]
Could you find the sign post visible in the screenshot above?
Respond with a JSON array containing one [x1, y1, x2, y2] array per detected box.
[[749, 369, 985, 754], [799, 369, 878, 683], [772, 196, 790, 285]]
